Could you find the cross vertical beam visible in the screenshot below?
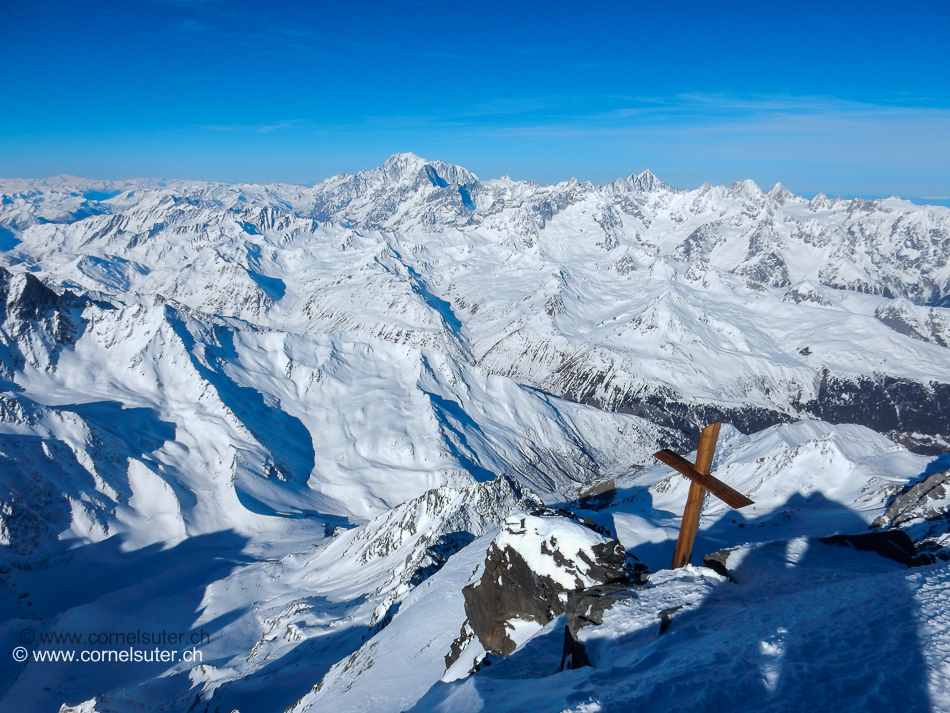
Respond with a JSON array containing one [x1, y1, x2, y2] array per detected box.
[[669, 423, 723, 568]]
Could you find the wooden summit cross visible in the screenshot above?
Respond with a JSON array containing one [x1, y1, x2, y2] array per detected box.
[[653, 422, 754, 569]]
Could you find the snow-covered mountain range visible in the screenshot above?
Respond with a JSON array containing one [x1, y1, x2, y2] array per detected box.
[[3, 152, 948, 456], [1, 154, 949, 712]]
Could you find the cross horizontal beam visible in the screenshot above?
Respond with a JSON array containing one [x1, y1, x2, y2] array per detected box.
[[653, 449, 754, 509]]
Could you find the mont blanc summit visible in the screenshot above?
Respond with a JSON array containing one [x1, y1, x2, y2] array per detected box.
[[1, 155, 950, 712]]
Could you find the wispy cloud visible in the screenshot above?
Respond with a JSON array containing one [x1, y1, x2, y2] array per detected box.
[[186, 91, 948, 195], [435, 93, 950, 145], [309, 92, 950, 142], [201, 119, 316, 133]]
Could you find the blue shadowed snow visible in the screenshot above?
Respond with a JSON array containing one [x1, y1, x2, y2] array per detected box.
[[246, 269, 286, 302], [59, 401, 176, 454], [0, 225, 19, 251], [425, 165, 449, 188], [0, 431, 99, 551], [165, 310, 316, 493], [76, 254, 150, 292], [0, 531, 253, 707], [244, 242, 286, 301], [54, 401, 191, 508], [410, 503, 935, 713], [195, 599, 372, 713], [379, 246, 466, 340], [406, 263, 463, 335], [233, 487, 346, 525], [425, 389, 496, 483], [614, 489, 874, 573], [458, 184, 476, 210], [82, 190, 121, 202], [922, 452, 950, 479]]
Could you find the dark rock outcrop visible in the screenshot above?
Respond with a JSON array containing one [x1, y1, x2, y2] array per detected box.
[[553, 360, 950, 457], [703, 548, 740, 581], [818, 531, 919, 566], [444, 623, 475, 670], [561, 583, 639, 670], [0, 266, 102, 373], [462, 540, 571, 657], [458, 514, 635, 661], [872, 469, 950, 530]]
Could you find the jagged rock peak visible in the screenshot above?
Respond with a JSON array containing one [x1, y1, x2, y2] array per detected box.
[[872, 469, 950, 531], [626, 168, 673, 193], [457, 514, 631, 660]]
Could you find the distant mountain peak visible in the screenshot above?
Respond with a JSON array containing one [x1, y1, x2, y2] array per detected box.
[[367, 153, 479, 189], [731, 178, 763, 198], [626, 168, 672, 193], [381, 151, 427, 171], [767, 182, 796, 204]]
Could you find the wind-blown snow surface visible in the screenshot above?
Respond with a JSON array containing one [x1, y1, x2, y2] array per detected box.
[[0, 155, 949, 711], [412, 556, 950, 713]]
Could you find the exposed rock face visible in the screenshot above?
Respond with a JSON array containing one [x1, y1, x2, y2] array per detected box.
[[0, 266, 95, 373], [444, 623, 476, 671], [868, 469, 950, 559], [591, 371, 945, 457], [703, 548, 740, 581], [818, 531, 919, 566], [872, 469, 950, 530], [337, 476, 541, 630], [875, 300, 950, 347], [460, 514, 631, 659], [561, 583, 639, 670], [807, 374, 950, 439], [783, 281, 832, 307]]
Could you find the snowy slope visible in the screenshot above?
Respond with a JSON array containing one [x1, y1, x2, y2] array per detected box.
[[269, 421, 949, 713], [3, 154, 949, 453], [605, 421, 931, 569], [410, 553, 950, 713], [1, 156, 950, 712]]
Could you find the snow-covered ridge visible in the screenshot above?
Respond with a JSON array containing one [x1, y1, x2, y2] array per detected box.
[[3, 152, 949, 304], [2, 155, 950, 712], [2, 154, 950, 454]]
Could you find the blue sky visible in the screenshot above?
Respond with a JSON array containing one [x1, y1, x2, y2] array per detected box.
[[2, 0, 949, 201]]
